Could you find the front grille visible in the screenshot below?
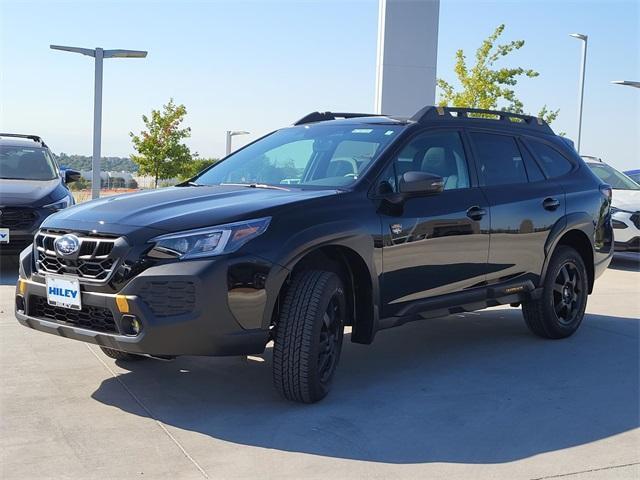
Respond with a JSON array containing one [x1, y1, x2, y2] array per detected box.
[[34, 231, 119, 281], [631, 213, 640, 230], [138, 281, 196, 317], [29, 295, 118, 333], [0, 207, 37, 230]]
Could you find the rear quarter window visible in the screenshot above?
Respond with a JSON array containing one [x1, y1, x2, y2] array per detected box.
[[525, 138, 573, 178]]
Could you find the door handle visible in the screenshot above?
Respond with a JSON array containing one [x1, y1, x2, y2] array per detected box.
[[543, 197, 560, 211], [466, 206, 487, 221]]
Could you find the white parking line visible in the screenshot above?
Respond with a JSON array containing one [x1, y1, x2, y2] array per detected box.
[[85, 344, 210, 479]]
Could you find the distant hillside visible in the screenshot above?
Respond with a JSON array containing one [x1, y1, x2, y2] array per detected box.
[[57, 153, 139, 173]]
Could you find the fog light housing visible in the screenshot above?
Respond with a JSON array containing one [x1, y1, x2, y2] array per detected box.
[[612, 219, 628, 229], [16, 295, 25, 314], [121, 314, 142, 336]]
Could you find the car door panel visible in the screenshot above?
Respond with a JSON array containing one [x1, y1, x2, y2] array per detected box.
[[482, 181, 565, 285], [380, 188, 491, 317], [467, 131, 565, 286], [377, 129, 491, 318]]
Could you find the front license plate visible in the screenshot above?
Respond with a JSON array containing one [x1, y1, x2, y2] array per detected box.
[[46, 275, 82, 310], [0, 228, 9, 243]]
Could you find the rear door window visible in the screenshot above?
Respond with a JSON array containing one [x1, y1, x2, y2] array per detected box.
[[518, 140, 546, 182], [469, 132, 528, 186]]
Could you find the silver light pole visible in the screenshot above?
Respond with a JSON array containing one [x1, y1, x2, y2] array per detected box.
[[569, 33, 588, 153], [50, 45, 147, 199], [225, 130, 250, 156], [611, 80, 640, 89]]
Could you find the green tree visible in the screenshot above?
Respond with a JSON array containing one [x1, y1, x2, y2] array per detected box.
[[130, 99, 195, 188], [437, 24, 559, 124], [179, 157, 219, 181]]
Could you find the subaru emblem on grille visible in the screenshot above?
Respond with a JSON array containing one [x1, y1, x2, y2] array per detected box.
[[54, 234, 80, 256]]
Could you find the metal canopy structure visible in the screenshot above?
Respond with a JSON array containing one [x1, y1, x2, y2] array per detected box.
[[374, 0, 440, 117], [612, 80, 640, 89]]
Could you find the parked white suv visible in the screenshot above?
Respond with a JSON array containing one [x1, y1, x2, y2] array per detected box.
[[584, 156, 640, 253]]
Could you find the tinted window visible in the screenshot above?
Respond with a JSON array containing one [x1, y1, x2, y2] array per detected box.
[[526, 139, 573, 178], [469, 133, 528, 186], [380, 131, 470, 192]]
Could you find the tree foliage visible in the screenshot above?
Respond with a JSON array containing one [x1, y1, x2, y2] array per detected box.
[[178, 157, 219, 181], [130, 99, 195, 188], [437, 24, 559, 124]]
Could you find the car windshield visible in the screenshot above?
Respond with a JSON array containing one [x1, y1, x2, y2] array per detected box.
[[588, 162, 640, 190], [0, 145, 58, 181], [194, 124, 403, 188]]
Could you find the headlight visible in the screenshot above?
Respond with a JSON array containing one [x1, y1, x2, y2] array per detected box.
[[148, 217, 271, 260], [43, 195, 73, 210]]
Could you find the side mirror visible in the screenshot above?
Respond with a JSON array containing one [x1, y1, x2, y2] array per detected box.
[[399, 171, 444, 195], [64, 168, 82, 183]]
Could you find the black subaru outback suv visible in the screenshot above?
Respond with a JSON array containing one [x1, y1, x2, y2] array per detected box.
[[15, 106, 613, 403]]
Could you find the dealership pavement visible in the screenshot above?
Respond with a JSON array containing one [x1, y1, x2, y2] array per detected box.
[[1, 255, 638, 480]]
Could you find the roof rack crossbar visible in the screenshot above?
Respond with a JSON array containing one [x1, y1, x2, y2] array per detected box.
[[0, 133, 47, 146], [293, 111, 379, 126], [411, 106, 552, 133]]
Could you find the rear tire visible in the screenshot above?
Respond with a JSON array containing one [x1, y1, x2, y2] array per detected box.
[[99, 346, 146, 361], [522, 246, 589, 339], [273, 270, 346, 403]]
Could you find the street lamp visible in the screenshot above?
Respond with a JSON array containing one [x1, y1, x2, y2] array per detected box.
[[569, 33, 588, 153], [225, 131, 250, 156], [50, 45, 147, 199], [611, 80, 640, 89]]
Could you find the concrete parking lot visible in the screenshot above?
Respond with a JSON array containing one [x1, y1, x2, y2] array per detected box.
[[1, 255, 638, 480]]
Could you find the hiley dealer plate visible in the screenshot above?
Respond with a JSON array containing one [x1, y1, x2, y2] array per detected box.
[[0, 228, 9, 243], [46, 275, 82, 310]]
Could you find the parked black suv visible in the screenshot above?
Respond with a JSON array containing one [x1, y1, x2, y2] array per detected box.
[[15, 107, 613, 403], [1, 134, 80, 255]]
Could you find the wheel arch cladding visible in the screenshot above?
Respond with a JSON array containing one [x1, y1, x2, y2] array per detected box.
[[556, 229, 595, 293]]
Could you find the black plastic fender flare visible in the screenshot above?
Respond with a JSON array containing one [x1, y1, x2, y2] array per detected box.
[[540, 211, 595, 288]]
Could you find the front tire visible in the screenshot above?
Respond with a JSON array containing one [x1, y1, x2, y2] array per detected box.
[[273, 270, 346, 403], [99, 346, 146, 361], [522, 246, 589, 339]]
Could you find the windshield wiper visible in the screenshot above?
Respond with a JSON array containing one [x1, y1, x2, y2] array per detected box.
[[220, 182, 290, 191]]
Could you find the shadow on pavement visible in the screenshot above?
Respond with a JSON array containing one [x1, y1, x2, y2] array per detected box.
[[92, 308, 639, 464], [609, 253, 640, 272]]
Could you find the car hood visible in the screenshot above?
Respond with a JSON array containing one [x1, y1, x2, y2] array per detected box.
[[612, 189, 640, 212], [42, 185, 339, 235], [0, 178, 60, 205]]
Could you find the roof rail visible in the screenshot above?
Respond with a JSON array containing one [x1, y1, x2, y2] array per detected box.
[[411, 106, 553, 133], [293, 111, 379, 126], [0, 133, 47, 147]]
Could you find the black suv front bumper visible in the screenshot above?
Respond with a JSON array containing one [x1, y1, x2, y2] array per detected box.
[[15, 250, 288, 357]]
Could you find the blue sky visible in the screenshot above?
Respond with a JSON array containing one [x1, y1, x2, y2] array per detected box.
[[1, 0, 638, 170]]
